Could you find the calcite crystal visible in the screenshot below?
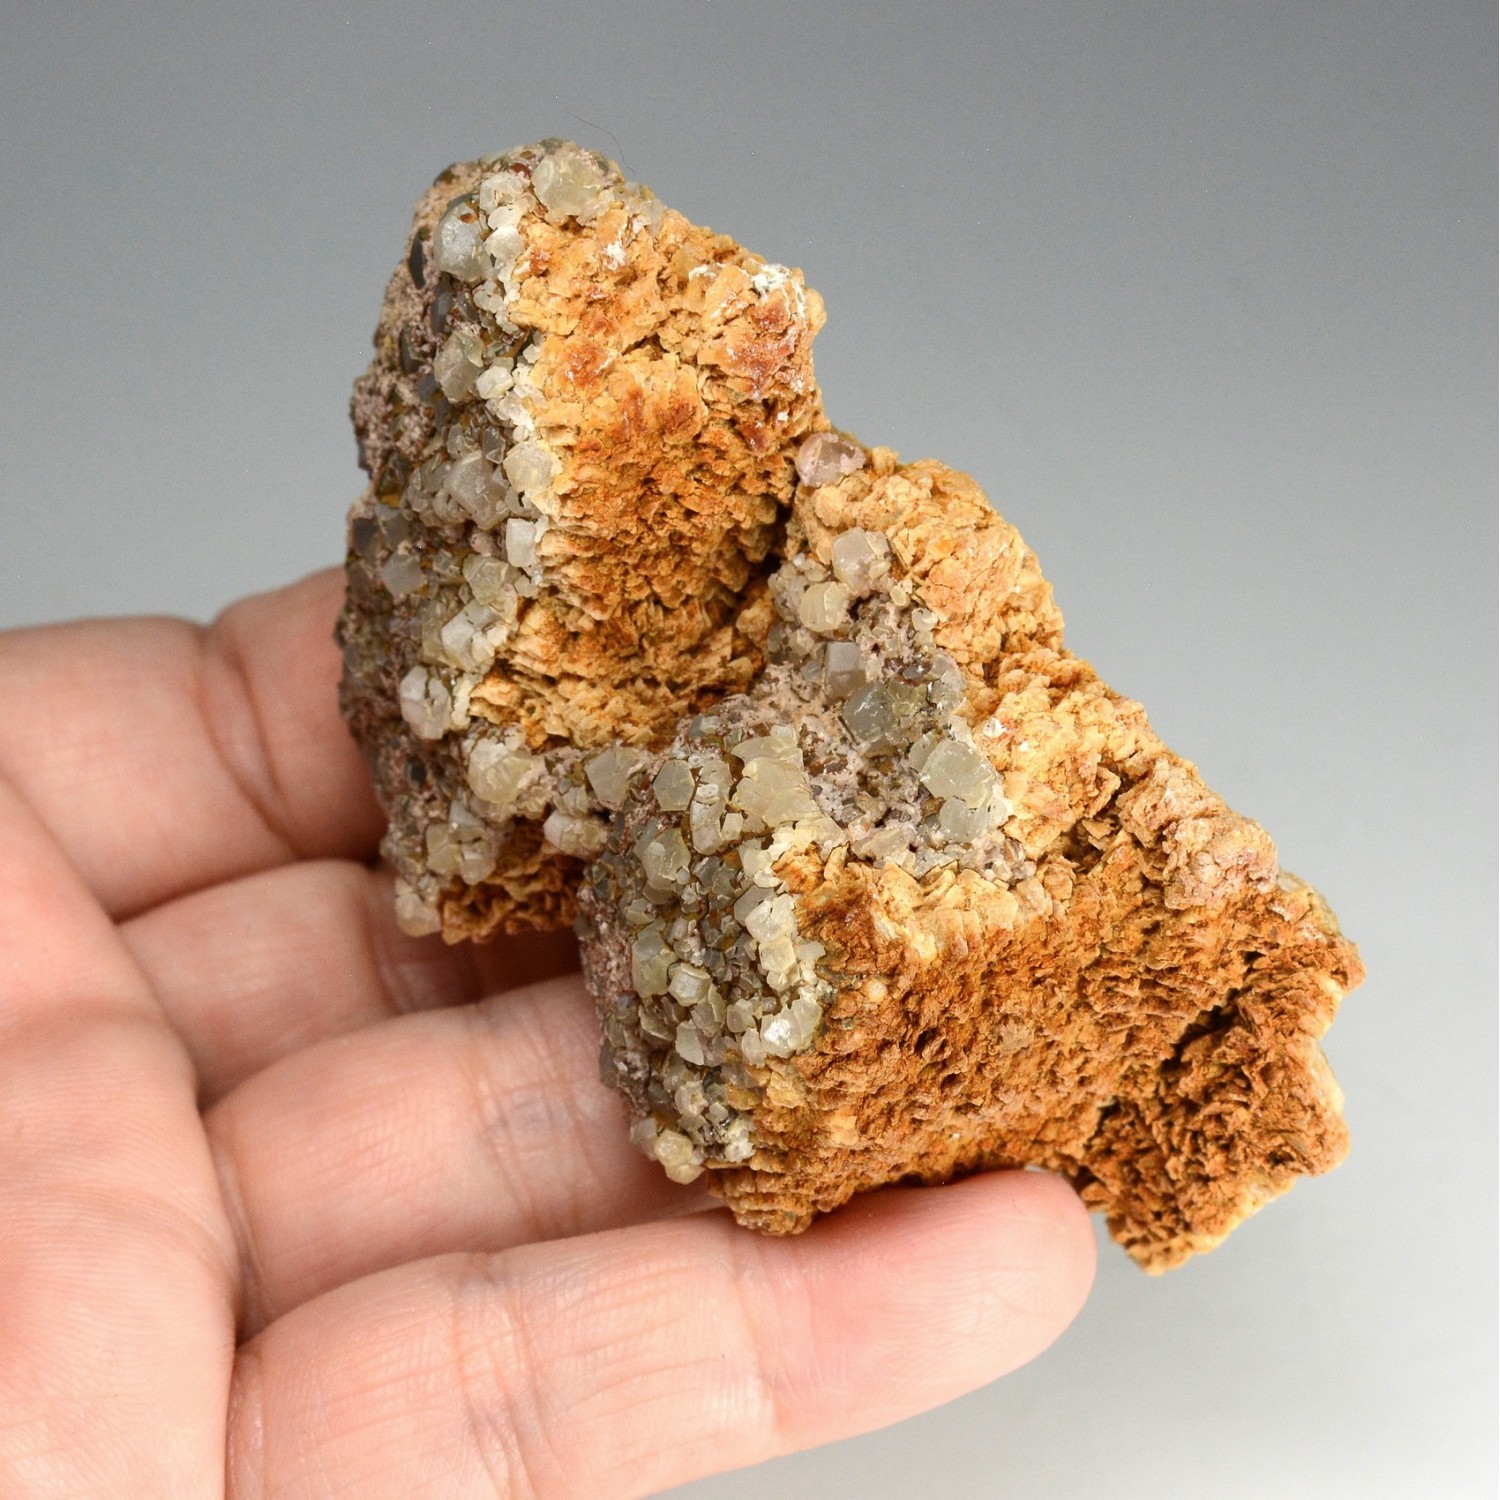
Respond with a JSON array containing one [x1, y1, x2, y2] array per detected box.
[[341, 141, 1361, 1270]]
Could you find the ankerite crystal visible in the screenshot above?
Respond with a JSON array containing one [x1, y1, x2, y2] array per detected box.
[[340, 142, 1361, 1270]]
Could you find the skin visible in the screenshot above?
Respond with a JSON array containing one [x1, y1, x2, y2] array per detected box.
[[0, 567, 1096, 1499]]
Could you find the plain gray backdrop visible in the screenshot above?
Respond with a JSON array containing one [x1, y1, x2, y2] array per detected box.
[[2, 3, 1494, 1496]]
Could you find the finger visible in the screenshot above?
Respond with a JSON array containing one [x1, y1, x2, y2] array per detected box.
[[122, 859, 578, 1102], [0, 776, 237, 1494], [0, 568, 383, 919], [207, 973, 707, 1335], [228, 1172, 1095, 1500]]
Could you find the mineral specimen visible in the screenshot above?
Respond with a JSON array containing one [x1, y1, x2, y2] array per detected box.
[[341, 141, 1361, 1270]]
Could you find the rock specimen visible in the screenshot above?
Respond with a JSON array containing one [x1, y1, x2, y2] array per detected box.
[[341, 141, 1361, 1270]]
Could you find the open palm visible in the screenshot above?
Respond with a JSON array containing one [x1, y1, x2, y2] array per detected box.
[[0, 569, 1094, 1498]]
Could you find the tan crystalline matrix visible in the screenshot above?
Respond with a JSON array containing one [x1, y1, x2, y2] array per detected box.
[[341, 141, 1362, 1271]]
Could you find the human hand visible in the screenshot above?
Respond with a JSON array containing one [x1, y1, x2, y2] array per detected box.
[[0, 569, 1095, 1498]]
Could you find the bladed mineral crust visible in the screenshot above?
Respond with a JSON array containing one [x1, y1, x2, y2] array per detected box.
[[338, 140, 825, 940], [576, 444, 1362, 1273], [342, 141, 1361, 1270]]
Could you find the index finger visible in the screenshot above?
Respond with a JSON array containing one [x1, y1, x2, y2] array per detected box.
[[0, 568, 383, 918]]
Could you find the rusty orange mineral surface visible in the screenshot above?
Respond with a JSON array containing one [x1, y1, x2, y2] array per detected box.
[[340, 140, 1361, 1271]]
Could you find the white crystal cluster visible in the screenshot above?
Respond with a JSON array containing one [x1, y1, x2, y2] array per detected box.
[[583, 433, 1035, 1178], [587, 703, 842, 1184]]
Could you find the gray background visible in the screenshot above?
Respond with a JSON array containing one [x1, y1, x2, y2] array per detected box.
[[2, 2, 1494, 1496]]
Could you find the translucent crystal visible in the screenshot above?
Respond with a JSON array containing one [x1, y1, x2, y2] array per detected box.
[[854, 824, 911, 862], [652, 758, 696, 812], [432, 196, 489, 282], [439, 599, 505, 672], [467, 739, 541, 813], [462, 554, 516, 609], [443, 451, 506, 526], [483, 224, 524, 280], [919, 739, 995, 807], [725, 998, 755, 1034], [638, 827, 691, 889], [542, 810, 608, 857], [674, 1079, 707, 1121], [691, 988, 726, 1032], [689, 798, 725, 854], [557, 780, 593, 816], [668, 963, 712, 1005], [651, 1127, 703, 1183], [377, 504, 411, 546], [822, 640, 868, 697], [733, 761, 820, 827], [695, 755, 734, 795], [531, 144, 611, 219], [674, 1023, 707, 1066], [433, 331, 484, 401], [503, 441, 558, 497], [739, 840, 779, 885], [638, 1007, 675, 1044], [829, 528, 891, 594], [742, 892, 796, 943], [728, 725, 798, 762], [504, 517, 540, 570], [938, 797, 989, 842], [760, 996, 821, 1057], [927, 653, 965, 712], [906, 731, 943, 773], [842, 682, 895, 745], [790, 994, 824, 1038], [757, 932, 799, 989], [631, 924, 673, 997], [424, 821, 462, 877], [733, 885, 771, 925], [393, 879, 441, 936], [721, 1118, 754, 1162], [397, 666, 451, 741], [798, 580, 852, 634], [794, 431, 867, 487], [380, 551, 425, 599], [585, 745, 647, 809], [475, 361, 514, 402], [456, 836, 497, 883]]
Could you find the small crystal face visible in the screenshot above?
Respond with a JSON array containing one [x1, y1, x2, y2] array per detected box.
[[432, 197, 489, 282], [795, 431, 867, 487]]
